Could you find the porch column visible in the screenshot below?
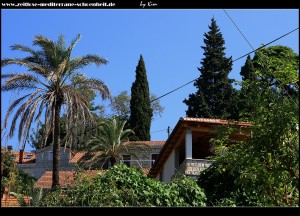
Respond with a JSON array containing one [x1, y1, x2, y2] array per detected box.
[[185, 129, 192, 159]]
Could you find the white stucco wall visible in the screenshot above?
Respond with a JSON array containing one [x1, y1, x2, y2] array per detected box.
[[162, 150, 175, 183]]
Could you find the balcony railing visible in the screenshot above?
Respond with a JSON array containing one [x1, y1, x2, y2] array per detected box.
[[176, 159, 213, 179], [120, 160, 155, 169]]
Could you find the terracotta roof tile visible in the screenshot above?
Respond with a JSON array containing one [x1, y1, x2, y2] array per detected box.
[[124, 140, 165, 147], [1, 193, 30, 207], [11, 151, 36, 164], [34, 170, 102, 189], [181, 117, 251, 126], [69, 151, 87, 163]]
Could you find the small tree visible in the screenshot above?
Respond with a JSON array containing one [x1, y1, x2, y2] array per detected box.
[[85, 118, 149, 168], [110, 91, 164, 122], [129, 55, 153, 140], [238, 55, 257, 120]]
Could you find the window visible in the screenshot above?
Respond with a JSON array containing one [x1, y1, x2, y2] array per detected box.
[[48, 151, 53, 161], [24, 155, 33, 159], [122, 155, 131, 167], [151, 154, 159, 166]]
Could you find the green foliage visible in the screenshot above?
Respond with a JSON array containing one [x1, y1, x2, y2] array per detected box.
[[11, 188, 46, 207], [129, 55, 153, 140], [1, 148, 36, 198], [252, 46, 298, 98], [184, 18, 238, 120], [110, 91, 131, 121], [1, 149, 16, 189], [9, 191, 28, 206], [238, 46, 299, 120], [168, 175, 206, 206], [13, 169, 37, 195], [198, 46, 299, 206], [238, 55, 257, 119], [110, 90, 164, 122], [85, 118, 148, 169], [40, 164, 206, 207], [198, 155, 261, 206]]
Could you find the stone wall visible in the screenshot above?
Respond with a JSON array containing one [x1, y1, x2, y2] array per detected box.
[[177, 159, 212, 179]]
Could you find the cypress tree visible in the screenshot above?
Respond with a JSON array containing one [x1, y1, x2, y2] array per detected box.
[[183, 18, 238, 120], [240, 55, 256, 80], [129, 55, 152, 140], [238, 55, 257, 119]]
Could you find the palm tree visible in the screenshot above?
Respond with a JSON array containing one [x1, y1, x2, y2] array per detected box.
[[1, 34, 111, 189], [86, 118, 149, 169]]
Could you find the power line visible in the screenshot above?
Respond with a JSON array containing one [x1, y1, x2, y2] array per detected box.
[[151, 27, 299, 103], [223, 9, 255, 51], [151, 129, 167, 133], [150, 128, 169, 133], [151, 79, 197, 102], [233, 27, 298, 62], [223, 9, 298, 107]]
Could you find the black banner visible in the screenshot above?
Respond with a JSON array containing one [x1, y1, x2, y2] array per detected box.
[[0, 0, 299, 9]]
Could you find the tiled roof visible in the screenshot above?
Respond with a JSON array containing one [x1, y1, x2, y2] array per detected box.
[[34, 170, 102, 189], [11, 151, 36, 164], [69, 151, 87, 163], [1, 192, 30, 207], [125, 140, 165, 147], [181, 117, 251, 126]]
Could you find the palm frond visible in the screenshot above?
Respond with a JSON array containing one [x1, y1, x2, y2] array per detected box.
[[68, 55, 108, 72], [2, 73, 43, 91], [3, 94, 31, 129], [67, 34, 81, 55], [18, 95, 43, 144], [9, 192, 28, 206], [10, 44, 36, 55], [7, 90, 43, 138], [1, 73, 18, 78], [57, 34, 66, 52]]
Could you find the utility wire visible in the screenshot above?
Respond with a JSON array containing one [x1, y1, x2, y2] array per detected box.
[[223, 9, 255, 51], [151, 27, 299, 103], [151, 128, 170, 133], [151, 79, 197, 102], [223, 9, 298, 108]]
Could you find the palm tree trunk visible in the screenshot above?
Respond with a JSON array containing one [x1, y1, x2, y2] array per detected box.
[[110, 157, 116, 167], [51, 98, 62, 190], [19, 149, 24, 164]]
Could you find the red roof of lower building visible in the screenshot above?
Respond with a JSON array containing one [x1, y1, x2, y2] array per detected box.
[[34, 170, 102, 189], [1, 192, 30, 207]]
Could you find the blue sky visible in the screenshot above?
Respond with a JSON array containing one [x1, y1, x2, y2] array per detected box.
[[1, 9, 299, 151]]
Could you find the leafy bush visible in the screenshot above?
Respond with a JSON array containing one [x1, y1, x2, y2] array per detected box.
[[168, 175, 206, 206], [40, 164, 206, 207]]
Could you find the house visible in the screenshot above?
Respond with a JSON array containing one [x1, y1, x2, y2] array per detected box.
[[148, 117, 251, 183], [15, 146, 74, 180], [69, 141, 164, 173], [14, 141, 165, 180]]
